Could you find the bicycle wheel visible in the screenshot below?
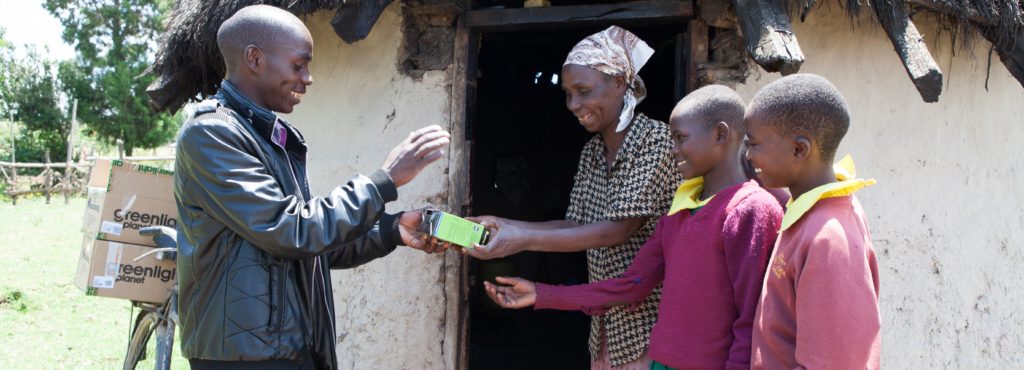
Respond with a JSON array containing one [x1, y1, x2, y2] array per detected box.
[[123, 311, 173, 370]]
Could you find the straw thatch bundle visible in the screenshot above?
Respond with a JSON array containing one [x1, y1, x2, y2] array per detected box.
[[145, 0, 391, 112], [145, 0, 1022, 113]]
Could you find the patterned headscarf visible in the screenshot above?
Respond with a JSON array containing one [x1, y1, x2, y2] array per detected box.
[[564, 26, 654, 132]]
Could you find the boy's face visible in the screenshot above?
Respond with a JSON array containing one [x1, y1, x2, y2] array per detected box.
[[745, 112, 799, 188], [252, 27, 314, 114], [669, 112, 720, 180]]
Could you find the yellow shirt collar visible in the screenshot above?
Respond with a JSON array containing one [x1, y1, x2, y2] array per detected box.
[[668, 177, 715, 215], [780, 154, 877, 231]]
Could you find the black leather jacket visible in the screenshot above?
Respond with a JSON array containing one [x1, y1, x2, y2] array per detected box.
[[174, 81, 402, 369]]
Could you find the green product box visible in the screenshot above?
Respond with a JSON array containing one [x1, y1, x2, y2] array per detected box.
[[418, 209, 490, 249]]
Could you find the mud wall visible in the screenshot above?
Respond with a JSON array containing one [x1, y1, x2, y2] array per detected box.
[[732, 9, 1024, 368], [284, 3, 459, 369]]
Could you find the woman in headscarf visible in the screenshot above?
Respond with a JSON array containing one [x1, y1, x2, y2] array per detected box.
[[467, 26, 682, 370]]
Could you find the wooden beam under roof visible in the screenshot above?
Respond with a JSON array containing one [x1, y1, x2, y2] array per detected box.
[[464, 0, 694, 32], [331, 0, 395, 43], [730, 0, 804, 75], [909, 0, 1024, 89], [875, 3, 943, 102]]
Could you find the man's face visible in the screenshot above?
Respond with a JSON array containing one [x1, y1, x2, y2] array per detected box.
[[669, 112, 720, 180], [744, 111, 798, 188], [561, 64, 626, 134], [255, 29, 313, 114]]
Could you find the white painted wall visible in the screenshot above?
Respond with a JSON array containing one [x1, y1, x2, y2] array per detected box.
[[284, 4, 458, 369], [282, 3, 1024, 369], [733, 9, 1024, 369]]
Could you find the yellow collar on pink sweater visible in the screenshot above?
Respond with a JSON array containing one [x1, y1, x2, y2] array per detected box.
[[781, 154, 877, 231], [668, 177, 715, 215]]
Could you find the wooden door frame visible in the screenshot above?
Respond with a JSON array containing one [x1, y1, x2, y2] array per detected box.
[[443, 2, 702, 369]]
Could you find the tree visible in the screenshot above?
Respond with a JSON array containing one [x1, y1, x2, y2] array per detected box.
[[44, 0, 177, 156], [12, 51, 69, 158], [0, 31, 70, 163], [0, 27, 15, 119], [0, 27, 13, 163]]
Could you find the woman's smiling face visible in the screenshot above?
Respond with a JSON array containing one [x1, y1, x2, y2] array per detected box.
[[561, 64, 626, 134]]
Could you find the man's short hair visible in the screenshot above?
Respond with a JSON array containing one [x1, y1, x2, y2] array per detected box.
[[217, 5, 306, 70], [747, 74, 850, 161], [672, 84, 747, 135]]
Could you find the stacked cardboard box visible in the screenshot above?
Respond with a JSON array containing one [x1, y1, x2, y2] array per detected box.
[[74, 159, 178, 303]]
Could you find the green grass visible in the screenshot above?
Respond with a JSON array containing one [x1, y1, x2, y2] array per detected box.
[[0, 197, 187, 369]]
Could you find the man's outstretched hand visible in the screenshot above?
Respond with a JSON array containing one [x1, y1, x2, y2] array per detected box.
[[383, 125, 451, 187], [483, 276, 537, 309], [399, 209, 451, 254]]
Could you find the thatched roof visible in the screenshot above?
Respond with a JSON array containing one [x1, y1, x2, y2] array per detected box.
[[904, 0, 1024, 87], [706, 0, 1022, 101], [759, 0, 1024, 101], [145, 0, 393, 112], [145, 0, 1023, 113]]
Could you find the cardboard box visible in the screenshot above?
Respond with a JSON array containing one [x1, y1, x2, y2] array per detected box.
[[75, 237, 176, 303], [82, 159, 177, 246]]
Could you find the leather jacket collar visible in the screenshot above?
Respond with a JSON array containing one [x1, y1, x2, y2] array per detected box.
[[217, 80, 307, 156]]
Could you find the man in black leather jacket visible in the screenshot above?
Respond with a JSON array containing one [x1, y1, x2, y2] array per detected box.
[[173, 5, 450, 369]]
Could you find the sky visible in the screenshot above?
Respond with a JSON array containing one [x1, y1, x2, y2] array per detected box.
[[0, 0, 75, 60]]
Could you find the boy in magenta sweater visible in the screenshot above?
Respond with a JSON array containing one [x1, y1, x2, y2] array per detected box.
[[744, 74, 880, 369], [483, 85, 784, 370]]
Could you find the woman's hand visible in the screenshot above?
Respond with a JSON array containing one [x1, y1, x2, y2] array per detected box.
[[463, 216, 527, 259], [483, 276, 537, 309]]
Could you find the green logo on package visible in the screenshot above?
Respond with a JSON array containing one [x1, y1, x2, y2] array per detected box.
[[418, 210, 490, 249], [111, 159, 174, 176]]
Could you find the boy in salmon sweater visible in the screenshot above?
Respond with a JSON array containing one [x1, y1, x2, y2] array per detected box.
[[744, 74, 880, 369], [482, 85, 784, 370]]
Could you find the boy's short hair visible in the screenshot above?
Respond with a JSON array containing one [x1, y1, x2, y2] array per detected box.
[[217, 5, 306, 68], [747, 74, 850, 161], [672, 84, 746, 135]]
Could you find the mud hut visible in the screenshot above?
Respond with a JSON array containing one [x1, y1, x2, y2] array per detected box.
[[147, 1, 1024, 368]]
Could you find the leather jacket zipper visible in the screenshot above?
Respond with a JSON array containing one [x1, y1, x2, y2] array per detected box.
[[276, 262, 286, 334], [277, 138, 336, 353], [316, 256, 337, 346]]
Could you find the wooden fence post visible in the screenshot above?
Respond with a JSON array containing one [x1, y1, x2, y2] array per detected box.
[[9, 112, 16, 206], [44, 150, 52, 204], [65, 100, 78, 204]]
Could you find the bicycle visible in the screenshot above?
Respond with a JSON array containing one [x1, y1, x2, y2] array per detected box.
[[122, 226, 179, 370]]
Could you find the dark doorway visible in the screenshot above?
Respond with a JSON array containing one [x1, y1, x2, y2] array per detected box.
[[467, 25, 684, 370]]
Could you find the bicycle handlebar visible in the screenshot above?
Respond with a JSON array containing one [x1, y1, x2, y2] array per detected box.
[[139, 226, 178, 249], [139, 226, 178, 262], [134, 248, 177, 262]]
